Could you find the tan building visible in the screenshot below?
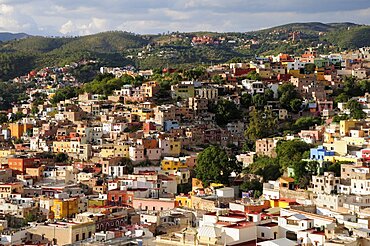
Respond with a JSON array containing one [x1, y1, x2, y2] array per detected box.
[[141, 81, 160, 98], [28, 221, 95, 245], [189, 97, 208, 115], [195, 86, 218, 100], [255, 138, 278, 157]]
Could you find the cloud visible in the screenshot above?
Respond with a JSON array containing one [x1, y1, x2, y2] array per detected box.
[[0, 3, 38, 32], [0, 0, 369, 35], [59, 18, 108, 35]]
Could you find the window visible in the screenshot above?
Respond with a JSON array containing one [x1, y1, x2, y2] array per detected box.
[[76, 234, 80, 241], [261, 232, 265, 237]]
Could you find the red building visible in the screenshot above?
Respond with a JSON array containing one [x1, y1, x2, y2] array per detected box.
[[107, 189, 134, 206]]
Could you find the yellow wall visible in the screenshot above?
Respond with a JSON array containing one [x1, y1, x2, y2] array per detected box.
[[288, 70, 303, 77], [88, 199, 106, 207], [323, 140, 347, 156], [256, 68, 271, 79], [269, 200, 291, 208], [169, 139, 181, 156], [101, 145, 129, 158], [51, 199, 78, 219], [340, 120, 357, 136], [324, 156, 357, 163], [0, 149, 15, 158], [9, 123, 33, 139], [175, 196, 192, 208], [161, 159, 187, 170], [53, 141, 71, 153], [343, 136, 365, 146], [173, 84, 195, 99]]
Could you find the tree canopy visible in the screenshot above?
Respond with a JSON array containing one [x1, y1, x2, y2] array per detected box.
[[278, 83, 302, 112], [195, 146, 242, 187]]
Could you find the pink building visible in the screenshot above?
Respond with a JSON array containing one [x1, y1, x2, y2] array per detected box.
[[132, 198, 176, 211], [298, 130, 323, 143]]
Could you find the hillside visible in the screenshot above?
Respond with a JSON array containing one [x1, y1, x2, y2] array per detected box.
[[0, 32, 30, 42], [0, 31, 149, 80], [0, 22, 369, 81], [251, 22, 358, 34]]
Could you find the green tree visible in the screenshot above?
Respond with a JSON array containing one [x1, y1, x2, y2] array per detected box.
[[241, 93, 252, 109], [358, 80, 370, 94], [346, 99, 366, 119], [304, 63, 316, 74], [240, 179, 263, 198], [245, 109, 278, 142], [211, 74, 223, 84], [55, 153, 69, 163], [278, 83, 302, 112], [214, 100, 242, 126], [50, 86, 80, 104], [343, 76, 361, 97], [293, 117, 322, 131], [327, 162, 341, 176], [276, 140, 311, 170], [290, 98, 303, 113], [195, 146, 242, 186], [246, 156, 282, 181], [252, 94, 267, 110], [292, 160, 319, 188], [335, 93, 349, 104]]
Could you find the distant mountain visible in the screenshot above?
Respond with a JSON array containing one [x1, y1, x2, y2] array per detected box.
[[0, 23, 369, 81], [0, 32, 30, 42], [250, 22, 359, 34]]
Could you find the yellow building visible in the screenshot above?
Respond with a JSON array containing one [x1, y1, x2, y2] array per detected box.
[[8, 123, 33, 139], [316, 68, 326, 81], [343, 136, 366, 147], [175, 195, 192, 208], [88, 198, 107, 207], [53, 141, 71, 153], [256, 68, 272, 79], [323, 140, 348, 156], [167, 138, 181, 156], [100, 144, 129, 158], [269, 199, 296, 208], [0, 149, 15, 158], [324, 156, 358, 163], [161, 157, 188, 171], [51, 198, 79, 219], [324, 132, 335, 144], [288, 69, 304, 78], [171, 82, 195, 99], [340, 120, 358, 136], [131, 107, 154, 121], [100, 145, 115, 158]]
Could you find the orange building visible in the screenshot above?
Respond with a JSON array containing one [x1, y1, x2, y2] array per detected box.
[[8, 123, 33, 139], [8, 158, 36, 174]]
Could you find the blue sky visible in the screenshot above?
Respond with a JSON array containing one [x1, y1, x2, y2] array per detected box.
[[0, 0, 369, 35]]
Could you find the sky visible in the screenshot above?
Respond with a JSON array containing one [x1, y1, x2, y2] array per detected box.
[[0, 0, 369, 36]]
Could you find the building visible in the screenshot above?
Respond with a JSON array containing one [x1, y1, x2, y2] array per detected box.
[[7, 158, 36, 174], [27, 221, 96, 245], [255, 138, 278, 158]]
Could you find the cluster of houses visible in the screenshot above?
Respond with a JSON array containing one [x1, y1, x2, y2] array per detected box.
[[0, 47, 368, 245]]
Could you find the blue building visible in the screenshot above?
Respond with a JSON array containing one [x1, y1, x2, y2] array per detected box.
[[164, 120, 180, 132], [310, 145, 335, 161]]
